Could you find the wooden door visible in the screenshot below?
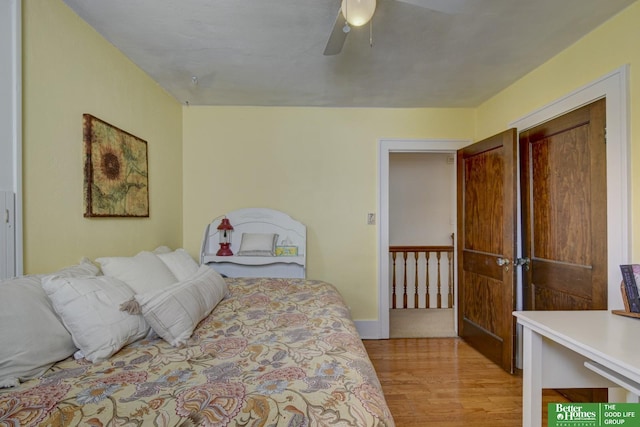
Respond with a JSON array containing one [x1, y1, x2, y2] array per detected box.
[[520, 98, 607, 402], [520, 98, 607, 312], [457, 129, 518, 374]]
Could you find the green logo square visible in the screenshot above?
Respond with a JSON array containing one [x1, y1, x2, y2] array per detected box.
[[548, 403, 640, 427]]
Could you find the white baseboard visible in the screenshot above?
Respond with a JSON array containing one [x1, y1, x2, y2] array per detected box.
[[354, 320, 383, 339]]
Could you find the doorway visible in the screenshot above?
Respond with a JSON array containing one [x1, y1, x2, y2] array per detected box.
[[377, 66, 630, 347], [378, 139, 470, 339], [388, 152, 456, 338]]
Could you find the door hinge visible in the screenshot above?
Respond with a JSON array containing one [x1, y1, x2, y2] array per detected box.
[[604, 127, 607, 144], [4, 209, 8, 224]]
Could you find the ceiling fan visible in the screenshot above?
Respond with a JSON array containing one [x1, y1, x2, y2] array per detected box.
[[323, 0, 473, 55]]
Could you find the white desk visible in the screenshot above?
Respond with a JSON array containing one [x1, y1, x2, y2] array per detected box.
[[514, 310, 640, 427]]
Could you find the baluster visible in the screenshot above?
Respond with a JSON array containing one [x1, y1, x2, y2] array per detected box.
[[402, 251, 408, 309], [436, 251, 442, 308], [392, 252, 397, 309], [414, 251, 419, 308], [447, 251, 454, 308], [449, 234, 455, 309], [425, 251, 430, 309], [389, 245, 455, 311], [448, 250, 454, 308]]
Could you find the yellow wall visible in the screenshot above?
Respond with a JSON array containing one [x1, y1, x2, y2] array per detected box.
[[182, 107, 474, 319], [475, 1, 639, 255], [23, 0, 183, 273], [22, 0, 640, 322]]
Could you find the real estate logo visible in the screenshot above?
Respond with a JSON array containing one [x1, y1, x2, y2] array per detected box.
[[552, 404, 596, 426], [548, 403, 640, 427]]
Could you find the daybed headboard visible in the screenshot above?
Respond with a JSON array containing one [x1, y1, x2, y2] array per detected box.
[[200, 208, 306, 278]]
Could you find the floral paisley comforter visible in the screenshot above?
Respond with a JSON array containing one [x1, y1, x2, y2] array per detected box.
[[0, 278, 394, 427]]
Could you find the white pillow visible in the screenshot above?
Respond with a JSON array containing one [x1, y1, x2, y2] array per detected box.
[[41, 257, 101, 282], [157, 248, 200, 281], [42, 275, 149, 363], [134, 265, 228, 347], [237, 233, 279, 256], [0, 275, 77, 387], [153, 245, 173, 254], [96, 251, 178, 294]]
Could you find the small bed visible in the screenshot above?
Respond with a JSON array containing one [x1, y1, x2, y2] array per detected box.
[[0, 210, 394, 427]]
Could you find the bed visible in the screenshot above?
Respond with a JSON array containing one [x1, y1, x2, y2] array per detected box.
[[0, 210, 394, 427]]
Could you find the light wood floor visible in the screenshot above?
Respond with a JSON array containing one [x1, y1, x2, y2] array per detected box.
[[363, 337, 568, 426]]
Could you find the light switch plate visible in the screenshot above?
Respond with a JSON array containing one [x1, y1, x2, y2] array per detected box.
[[367, 213, 376, 225]]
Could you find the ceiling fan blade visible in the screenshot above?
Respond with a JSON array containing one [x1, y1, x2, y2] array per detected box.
[[324, 9, 348, 56], [395, 0, 471, 14]]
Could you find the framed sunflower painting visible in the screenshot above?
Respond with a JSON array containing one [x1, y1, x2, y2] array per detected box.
[[83, 114, 149, 217]]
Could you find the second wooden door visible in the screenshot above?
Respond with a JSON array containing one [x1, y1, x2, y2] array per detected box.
[[519, 98, 607, 402], [520, 98, 607, 312]]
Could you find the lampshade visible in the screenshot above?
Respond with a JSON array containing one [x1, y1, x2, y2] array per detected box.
[[341, 0, 376, 27], [217, 218, 233, 232]]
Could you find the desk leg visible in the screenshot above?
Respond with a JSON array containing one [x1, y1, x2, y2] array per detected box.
[[522, 326, 543, 427]]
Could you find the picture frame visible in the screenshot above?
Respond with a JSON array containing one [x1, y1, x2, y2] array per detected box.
[[83, 114, 149, 217]]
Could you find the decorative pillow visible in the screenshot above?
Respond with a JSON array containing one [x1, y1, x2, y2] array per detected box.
[[0, 275, 77, 387], [237, 233, 279, 256], [133, 265, 228, 347], [157, 248, 200, 281], [42, 275, 149, 363], [96, 251, 178, 294]]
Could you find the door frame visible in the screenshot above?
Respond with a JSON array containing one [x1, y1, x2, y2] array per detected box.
[[510, 65, 630, 312], [377, 139, 470, 339], [2, 0, 22, 277]]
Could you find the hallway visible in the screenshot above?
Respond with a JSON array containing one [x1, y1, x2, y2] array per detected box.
[[390, 309, 456, 338]]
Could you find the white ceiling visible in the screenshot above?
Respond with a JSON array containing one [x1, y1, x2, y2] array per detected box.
[[62, 0, 636, 108]]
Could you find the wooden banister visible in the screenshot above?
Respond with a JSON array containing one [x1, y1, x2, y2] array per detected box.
[[389, 245, 454, 309]]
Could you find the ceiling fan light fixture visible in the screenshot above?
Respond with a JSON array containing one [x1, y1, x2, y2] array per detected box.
[[341, 0, 376, 27]]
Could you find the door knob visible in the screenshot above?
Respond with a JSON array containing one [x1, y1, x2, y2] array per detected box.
[[496, 257, 510, 266], [496, 257, 510, 272], [515, 257, 531, 271]]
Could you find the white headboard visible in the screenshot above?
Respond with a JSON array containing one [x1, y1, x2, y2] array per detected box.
[[200, 208, 306, 278]]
